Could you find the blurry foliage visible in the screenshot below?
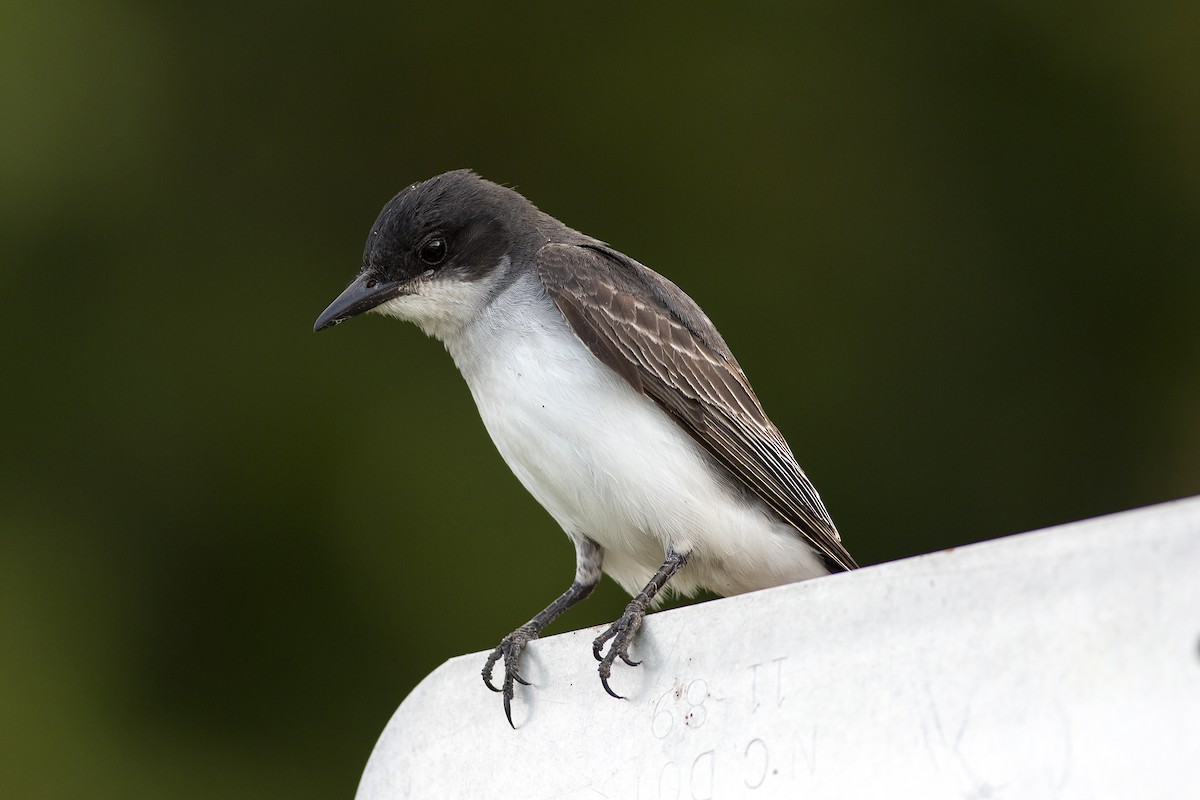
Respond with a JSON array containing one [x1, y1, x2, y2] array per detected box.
[[1, 1, 1198, 797]]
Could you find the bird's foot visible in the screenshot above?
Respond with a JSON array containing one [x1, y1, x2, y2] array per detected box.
[[482, 623, 537, 728], [592, 595, 649, 699]]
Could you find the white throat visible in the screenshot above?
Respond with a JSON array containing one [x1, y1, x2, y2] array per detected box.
[[372, 255, 514, 343]]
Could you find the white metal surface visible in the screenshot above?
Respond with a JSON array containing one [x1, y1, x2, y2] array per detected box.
[[357, 496, 1200, 799]]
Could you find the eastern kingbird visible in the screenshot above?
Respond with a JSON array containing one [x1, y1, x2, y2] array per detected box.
[[314, 170, 856, 726]]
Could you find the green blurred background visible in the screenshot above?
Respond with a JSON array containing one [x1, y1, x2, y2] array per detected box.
[[2, 1, 1198, 796]]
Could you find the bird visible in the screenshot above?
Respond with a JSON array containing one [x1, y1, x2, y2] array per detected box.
[[314, 170, 856, 726]]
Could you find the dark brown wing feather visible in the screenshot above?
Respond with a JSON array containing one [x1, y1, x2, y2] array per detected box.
[[535, 242, 857, 572]]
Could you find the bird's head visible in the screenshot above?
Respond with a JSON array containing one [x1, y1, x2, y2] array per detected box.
[[314, 170, 545, 339]]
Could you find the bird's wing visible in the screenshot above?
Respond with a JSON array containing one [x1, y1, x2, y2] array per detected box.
[[534, 242, 857, 572]]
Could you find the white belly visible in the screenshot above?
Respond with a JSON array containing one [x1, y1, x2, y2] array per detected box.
[[444, 280, 827, 598]]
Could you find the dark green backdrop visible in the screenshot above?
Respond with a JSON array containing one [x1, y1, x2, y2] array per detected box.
[[3, 2, 1197, 797]]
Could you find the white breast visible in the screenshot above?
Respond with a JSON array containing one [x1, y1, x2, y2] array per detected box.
[[383, 269, 828, 598]]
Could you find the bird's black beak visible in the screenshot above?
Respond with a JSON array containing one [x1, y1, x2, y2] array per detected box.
[[313, 274, 406, 332]]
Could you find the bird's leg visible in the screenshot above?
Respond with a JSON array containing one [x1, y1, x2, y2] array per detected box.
[[593, 547, 689, 699], [483, 537, 602, 727]]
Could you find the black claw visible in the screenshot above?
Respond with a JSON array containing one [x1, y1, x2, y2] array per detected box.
[[503, 693, 515, 728], [592, 630, 614, 661], [620, 653, 641, 667], [600, 674, 624, 700]]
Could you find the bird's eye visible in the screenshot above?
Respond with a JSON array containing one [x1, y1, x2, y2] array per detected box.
[[419, 237, 448, 266]]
